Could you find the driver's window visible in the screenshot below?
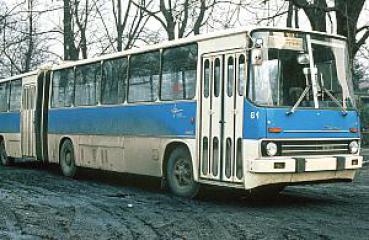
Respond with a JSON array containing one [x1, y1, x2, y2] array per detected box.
[[250, 59, 280, 106]]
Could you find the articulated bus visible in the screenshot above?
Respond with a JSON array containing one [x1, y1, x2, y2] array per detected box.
[[0, 27, 363, 197]]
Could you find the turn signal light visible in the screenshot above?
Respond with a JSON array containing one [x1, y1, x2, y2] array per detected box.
[[350, 128, 358, 133], [268, 127, 282, 133]]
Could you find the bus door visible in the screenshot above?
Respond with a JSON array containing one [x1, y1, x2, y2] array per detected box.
[[200, 52, 245, 183], [21, 84, 37, 157]]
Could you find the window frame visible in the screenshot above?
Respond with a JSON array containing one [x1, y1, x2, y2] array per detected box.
[[9, 79, 22, 112], [50, 67, 76, 109], [128, 50, 161, 103], [101, 57, 128, 106], [74, 62, 101, 107], [160, 43, 198, 101], [0, 81, 10, 112]]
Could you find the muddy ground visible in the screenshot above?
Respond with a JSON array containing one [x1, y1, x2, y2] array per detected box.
[[0, 161, 369, 240]]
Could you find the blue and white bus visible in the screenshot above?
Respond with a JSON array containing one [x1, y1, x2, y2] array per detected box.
[[0, 27, 363, 197]]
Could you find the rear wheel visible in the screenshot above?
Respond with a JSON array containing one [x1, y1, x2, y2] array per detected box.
[[0, 141, 13, 166], [60, 139, 77, 177], [166, 147, 199, 198]]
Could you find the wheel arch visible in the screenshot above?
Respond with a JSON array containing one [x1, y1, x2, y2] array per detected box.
[[0, 135, 7, 150], [162, 140, 194, 179], [58, 136, 74, 164]]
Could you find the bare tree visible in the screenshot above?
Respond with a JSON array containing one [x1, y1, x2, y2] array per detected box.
[[0, 0, 57, 78], [288, 0, 369, 60], [63, 0, 96, 60], [95, 0, 149, 52], [135, 0, 216, 40]]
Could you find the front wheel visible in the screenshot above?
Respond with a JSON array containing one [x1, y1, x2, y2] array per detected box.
[[60, 139, 78, 177], [0, 141, 13, 166], [166, 147, 199, 198]]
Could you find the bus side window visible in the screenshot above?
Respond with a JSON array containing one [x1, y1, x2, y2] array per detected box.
[[75, 63, 101, 106], [0, 82, 9, 112], [204, 60, 210, 98], [9, 79, 22, 112], [128, 51, 160, 102], [52, 68, 75, 108], [161, 43, 198, 100], [102, 58, 128, 105], [214, 58, 221, 97], [227, 56, 234, 97], [238, 55, 245, 96]]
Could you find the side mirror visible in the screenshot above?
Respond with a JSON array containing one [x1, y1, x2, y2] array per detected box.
[[254, 38, 264, 48], [251, 48, 263, 65]]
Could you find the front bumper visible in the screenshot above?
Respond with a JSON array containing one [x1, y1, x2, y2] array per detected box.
[[249, 155, 362, 173]]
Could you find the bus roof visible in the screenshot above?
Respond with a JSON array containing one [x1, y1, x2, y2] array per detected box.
[[0, 69, 39, 84], [52, 26, 346, 70], [0, 26, 347, 79]]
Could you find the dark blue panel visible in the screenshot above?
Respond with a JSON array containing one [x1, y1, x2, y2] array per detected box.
[[243, 99, 360, 139], [48, 101, 197, 138], [266, 108, 360, 139], [243, 100, 267, 139], [0, 112, 21, 133]]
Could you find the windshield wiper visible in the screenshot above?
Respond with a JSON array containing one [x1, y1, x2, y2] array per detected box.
[[320, 87, 347, 116], [318, 73, 347, 116], [287, 67, 312, 115], [287, 68, 348, 116], [286, 85, 311, 115]]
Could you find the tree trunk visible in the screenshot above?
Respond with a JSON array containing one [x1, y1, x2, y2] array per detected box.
[[335, 0, 366, 59], [64, 0, 78, 60], [294, 6, 299, 28], [80, 30, 88, 59], [291, 0, 327, 32], [286, 2, 293, 28], [24, 0, 33, 72]]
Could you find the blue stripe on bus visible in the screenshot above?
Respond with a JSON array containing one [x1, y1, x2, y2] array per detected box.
[[0, 112, 20, 133], [48, 101, 197, 138]]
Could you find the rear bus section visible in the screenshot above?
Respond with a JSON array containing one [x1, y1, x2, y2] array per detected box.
[[0, 70, 50, 165]]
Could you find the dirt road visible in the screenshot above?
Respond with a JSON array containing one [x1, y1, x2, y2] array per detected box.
[[0, 162, 368, 240]]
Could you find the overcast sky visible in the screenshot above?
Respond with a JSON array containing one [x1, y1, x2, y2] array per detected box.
[[5, 0, 369, 64]]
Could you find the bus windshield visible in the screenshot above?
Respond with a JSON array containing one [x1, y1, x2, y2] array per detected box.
[[248, 31, 355, 110]]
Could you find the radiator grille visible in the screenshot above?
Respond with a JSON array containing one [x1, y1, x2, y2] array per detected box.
[[263, 140, 352, 156]]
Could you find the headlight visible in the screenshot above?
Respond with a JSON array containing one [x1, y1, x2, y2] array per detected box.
[[265, 142, 278, 156], [349, 141, 359, 154]]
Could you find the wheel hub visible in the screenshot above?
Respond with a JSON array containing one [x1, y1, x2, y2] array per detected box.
[[65, 151, 72, 166], [174, 158, 192, 186]]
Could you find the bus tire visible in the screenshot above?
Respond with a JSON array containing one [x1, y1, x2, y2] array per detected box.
[[0, 141, 13, 166], [60, 139, 77, 178], [166, 147, 199, 198]]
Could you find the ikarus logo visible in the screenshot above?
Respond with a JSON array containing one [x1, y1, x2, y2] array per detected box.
[[323, 125, 340, 130]]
